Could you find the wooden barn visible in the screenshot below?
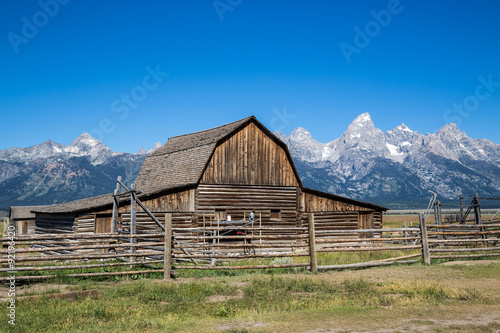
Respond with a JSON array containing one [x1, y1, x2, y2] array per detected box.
[[25, 116, 387, 237], [8, 206, 46, 235]]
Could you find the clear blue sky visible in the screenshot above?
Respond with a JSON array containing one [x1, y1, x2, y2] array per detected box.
[[1, 0, 500, 152]]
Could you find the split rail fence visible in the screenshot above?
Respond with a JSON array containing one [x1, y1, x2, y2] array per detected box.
[[2, 205, 500, 282]]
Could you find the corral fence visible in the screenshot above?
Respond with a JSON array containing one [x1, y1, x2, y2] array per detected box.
[[1, 197, 500, 282], [421, 194, 500, 264]]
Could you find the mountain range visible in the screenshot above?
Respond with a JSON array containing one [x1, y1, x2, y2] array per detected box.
[[1, 113, 499, 210], [275, 113, 500, 208], [0, 134, 161, 209]]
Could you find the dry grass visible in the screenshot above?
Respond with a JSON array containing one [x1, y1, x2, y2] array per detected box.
[[1, 260, 499, 332]]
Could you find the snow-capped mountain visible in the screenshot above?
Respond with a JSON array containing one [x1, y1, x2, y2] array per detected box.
[[278, 113, 500, 208], [0, 133, 162, 165], [2, 116, 499, 210], [0, 135, 161, 208]]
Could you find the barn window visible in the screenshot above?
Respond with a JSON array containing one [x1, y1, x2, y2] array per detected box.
[[270, 209, 281, 220]]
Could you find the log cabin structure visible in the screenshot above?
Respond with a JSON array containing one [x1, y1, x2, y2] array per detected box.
[[8, 206, 45, 235], [24, 116, 386, 238]]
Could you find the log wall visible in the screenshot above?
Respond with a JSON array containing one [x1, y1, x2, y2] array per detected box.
[[140, 189, 195, 212], [74, 214, 95, 234], [35, 215, 75, 234], [300, 190, 375, 212], [301, 211, 360, 240], [196, 184, 299, 227], [200, 123, 299, 187]]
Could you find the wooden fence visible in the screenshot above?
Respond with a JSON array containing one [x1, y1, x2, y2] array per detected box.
[[1, 211, 500, 282]]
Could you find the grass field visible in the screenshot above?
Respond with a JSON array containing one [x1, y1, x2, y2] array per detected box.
[[1, 214, 499, 332], [1, 261, 499, 332]]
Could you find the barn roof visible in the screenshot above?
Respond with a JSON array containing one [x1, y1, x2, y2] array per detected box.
[[9, 206, 46, 220]]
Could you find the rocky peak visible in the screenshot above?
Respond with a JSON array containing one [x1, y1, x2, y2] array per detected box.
[[352, 112, 373, 126], [339, 112, 385, 147], [289, 127, 314, 142], [147, 142, 162, 154], [273, 131, 287, 142], [70, 133, 103, 149], [283, 128, 324, 163], [435, 123, 463, 139], [136, 142, 163, 155], [385, 123, 421, 147]]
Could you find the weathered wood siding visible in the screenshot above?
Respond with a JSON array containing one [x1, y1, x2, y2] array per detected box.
[[196, 184, 299, 227], [74, 214, 95, 234], [35, 214, 75, 234], [119, 212, 195, 233], [123, 189, 195, 213], [14, 219, 35, 235], [200, 123, 299, 187], [300, 190, 375, 212], [95, 214, 112, 233], [301, 211, 360, 240], [373, 211, 382, 229]]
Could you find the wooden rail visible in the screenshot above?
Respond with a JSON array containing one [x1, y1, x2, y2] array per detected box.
[[2, 211, 499, 282]]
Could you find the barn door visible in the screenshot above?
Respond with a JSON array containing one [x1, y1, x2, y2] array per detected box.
[[95, 214, 112, 233], [358, 212, 373, 238]]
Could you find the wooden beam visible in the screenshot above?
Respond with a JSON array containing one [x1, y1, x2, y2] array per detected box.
[[308, 213, 317, 273], [164, 213, 172, 280], [419, 212, 430, 265]]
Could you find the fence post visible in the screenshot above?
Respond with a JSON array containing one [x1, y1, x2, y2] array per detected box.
[[434, 200, 443, 240], [3, 218, 8, 236], [474, 194, 486, 239], [403, 221, 408, 245], [308, 213, 317, 273], [459, 194, 464, 222], [164, 213, 172, 280], [419, 213, 430, 265], [130, 184, 136, 265]]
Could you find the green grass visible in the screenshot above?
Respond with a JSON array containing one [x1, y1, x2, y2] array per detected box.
[[3, 262, 499, 332]]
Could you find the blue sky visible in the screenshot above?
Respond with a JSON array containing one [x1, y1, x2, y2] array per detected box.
[[1, 0, 500, 152]]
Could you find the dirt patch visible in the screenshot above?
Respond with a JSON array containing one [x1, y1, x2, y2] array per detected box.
[[441, 260, 499, 266], [218, 321, 268, 331], [0, 283, 71, 299], [208, 286, 245, 303], [291, 292, 317, 297], [230, 281, 249, 288], [207, 294, 244, 302], [300, 311, 500, 332]]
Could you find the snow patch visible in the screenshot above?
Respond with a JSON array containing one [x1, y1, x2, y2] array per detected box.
[[386, 143, 403, 156]]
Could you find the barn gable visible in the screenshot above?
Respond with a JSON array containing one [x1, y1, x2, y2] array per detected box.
[[200, 121, 301, 187]]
